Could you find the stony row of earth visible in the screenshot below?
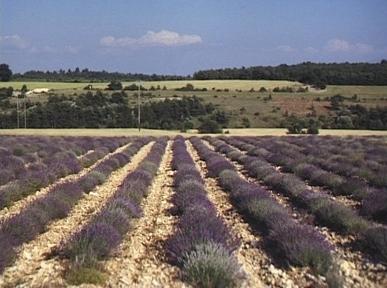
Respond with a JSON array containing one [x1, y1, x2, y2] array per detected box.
[[0, 136, 385, 287]]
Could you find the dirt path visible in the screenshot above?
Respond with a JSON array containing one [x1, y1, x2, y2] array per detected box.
[[0, 142, 154, 288], [204, 139, 386, 288], [76, 149, 95, 159], [104, 140, 184, 288], [0, 142, 131, 224]]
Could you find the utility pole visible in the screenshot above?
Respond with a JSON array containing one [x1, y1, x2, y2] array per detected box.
[[21, 85, 27, 129], [138, 81, 141, 132], [24, 93, 27, 129], [16, 94, 19, 129]]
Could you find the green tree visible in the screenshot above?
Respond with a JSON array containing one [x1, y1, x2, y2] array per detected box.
[[107, 80, 123, 91], [198, 118, 222, 133], [0, 64, 12, 81], [306, 118, 320, 134], [286, 115, 304, 134]]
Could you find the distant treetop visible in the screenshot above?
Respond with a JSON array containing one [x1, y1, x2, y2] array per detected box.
[[12, 68, 189, 82], [193, 61, 387, 86], [7, 60, 387, 86]]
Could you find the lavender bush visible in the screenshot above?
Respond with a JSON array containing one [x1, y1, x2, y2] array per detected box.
[[166, 137, 241, 286]]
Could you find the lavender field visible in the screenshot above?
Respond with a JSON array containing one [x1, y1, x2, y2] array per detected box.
[[0, 135, 386, 287]]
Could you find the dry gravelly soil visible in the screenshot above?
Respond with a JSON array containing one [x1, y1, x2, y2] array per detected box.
[[0, 139, 386, 287]]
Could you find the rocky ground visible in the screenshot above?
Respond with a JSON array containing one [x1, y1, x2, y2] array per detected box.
[[0, 138, 386, 287], [0, 142, 154, 287]]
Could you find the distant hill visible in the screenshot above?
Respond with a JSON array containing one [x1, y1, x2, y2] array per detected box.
[[193, 60, 387, 86], [12, 68, 189, 82]]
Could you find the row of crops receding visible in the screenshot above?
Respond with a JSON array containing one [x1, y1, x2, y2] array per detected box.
[[0, 136, 150, 273], [206, 136, 387, 262], [0, 135, 386, 287], [0, 136, 130, 209]]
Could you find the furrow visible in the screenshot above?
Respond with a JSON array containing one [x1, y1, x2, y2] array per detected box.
[[0, 142, 154, 288], [0, 142, 132, 224], [105, 141, 184, 287]]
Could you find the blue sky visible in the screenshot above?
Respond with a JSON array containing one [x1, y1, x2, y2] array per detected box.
[[1, 0, 387, 74]]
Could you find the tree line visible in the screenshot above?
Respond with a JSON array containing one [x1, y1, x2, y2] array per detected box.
[[11, 67, 189, 82], [193, 60, 387, 87], [3, 61, 387, 86], [283, 95, 387, 131], [0, 91, 226, 130]]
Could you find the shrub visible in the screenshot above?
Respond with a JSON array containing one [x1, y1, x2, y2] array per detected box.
[[207, 158, 235, 177], [227, 150, 243, 161], [369, 171, 387, 188], [139, 161, 158, 175], [0, 169, 13, 185], [2, 208, 48, 245], [307, 125, 319, 135], [0, 182, 22, 209], [79, 174, 100, 193], [269, 223, 332, 274], [89, 171, 107, 185], [97, 208, 131, 235], [246, 198, 289, 230], [294, 163, 319, 180], [309, 197, 368, 233], [39, 195, 72, 219], [174, 192, 213, 216], [0, 235, 16, 273], [361, 190, 387, 223], [65, 265, 107, 285], [177, 179, 205, 194], [336, 178, 370, 198], [198, 119, 222, 134], [251, 164, 276, 180], [264, 173, 307, 197], [63, 223, 121, 266], [174, 167, 203, 187], [107, 80, 123, 91], [183, 242, 242, 288], [218, 170, 240, 192], [120, 180, 148, 204], [167, 206, 239, 263], [106, 197, 141, 218], [310, 170, 344, 189], [362, 226, 387, 263]]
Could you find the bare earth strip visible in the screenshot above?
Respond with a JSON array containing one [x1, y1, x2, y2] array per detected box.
[[0, 142, 132, 224], [104, 141, 185, 288], [187, 140, 312, 287], [204, 139, 386, 288], [0, 142, 154, 288]]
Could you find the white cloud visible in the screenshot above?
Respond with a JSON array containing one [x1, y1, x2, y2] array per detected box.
[[304, 47, 319, 54], [276, 45, 296, 52], [64, 45, 80, 54], [324, 38, 374, 54], [29, 45, 57, 54], [0, 34, 28, 49], [100, 30, 202, 48]]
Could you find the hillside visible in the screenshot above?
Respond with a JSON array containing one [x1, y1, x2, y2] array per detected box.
[[2, 80, 387, 129]]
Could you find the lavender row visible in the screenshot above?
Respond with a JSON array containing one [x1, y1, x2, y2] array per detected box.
[[285, 136, 387, 167], [245, 136, 386, 190], [227, 136, 387, 225], [190, 137, 334, 275], [166, 136, 242, 287], [0, 136, 128, 186], [59, 138, 167, 285], [0, 137, 129, 210], [209, 137, 387, 263], [0, 137, 151, 274]]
